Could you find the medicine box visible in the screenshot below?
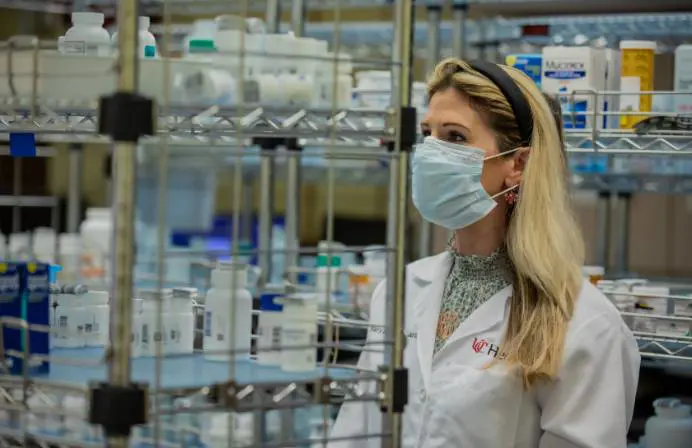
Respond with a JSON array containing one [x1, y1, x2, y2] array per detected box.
[[0, 262, 22, 373], [0, 262, 51, 375], [541, 46, 607, 130], [20, 262, 51, 374]]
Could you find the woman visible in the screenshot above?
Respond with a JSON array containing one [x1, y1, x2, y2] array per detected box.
[[330, 59, 640, 447]]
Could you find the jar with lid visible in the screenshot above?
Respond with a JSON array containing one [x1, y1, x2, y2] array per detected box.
[[280, 293, 318, 372], [136, 289, 172, 357], [51, 293, 86, 348], [80, 207, 112, 286], [83, 291, 109, 347], [111, 16, 157, 58], [644, 398, 692, 448], [167, 288, 196, 355], [58, 233, 81, 285], [203, 262, 253, 362], [61, 12, 111, 56]]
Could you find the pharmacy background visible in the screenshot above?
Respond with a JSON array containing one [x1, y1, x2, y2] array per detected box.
[[2, 3, 692, 448]]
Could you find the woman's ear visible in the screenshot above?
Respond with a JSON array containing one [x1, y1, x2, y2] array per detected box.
[[505, 147, 530, 187]]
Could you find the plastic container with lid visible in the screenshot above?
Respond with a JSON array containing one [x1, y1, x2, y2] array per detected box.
[[166, 288, 196, 355], [51, 293, 85, 348], [184, 19, 217, 56], [619, 40, 656, 129], [58, 233, 81, 284], [61, 12, 111, 56], [674, 44, 692, 115], [280, 293, 318, 372], [644, 398, 692, 448], [257, 285, 285, 366], [32, 227, 56, 264], [581, 265, 605, 285], [8, 232, 32, 260], [83, 290, 109, 347], [80, 208, 112, 285], [204, 262, 253, 361], [111, 16, 157, 58], [136, 289, 173, 357]]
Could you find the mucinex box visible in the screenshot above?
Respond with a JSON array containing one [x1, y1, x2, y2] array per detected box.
[[541, 46, 607, 129], [0, 262, 23, 372]]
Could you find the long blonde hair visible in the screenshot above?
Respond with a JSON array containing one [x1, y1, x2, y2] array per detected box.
[[427, 59, 585, 388]]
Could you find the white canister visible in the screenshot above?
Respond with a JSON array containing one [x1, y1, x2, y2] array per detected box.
[[644, 398, 692, 448], [80, 207, 112, 284], [58, 233, 81, 285], [257, 286, 285, 366], [137, 289, 172, 357], [83, 291, 109, 347], [32, 227, 56, 264], [166, 288, 196, 355], [279, 293, 318, 372], [51, 294, 86, 348], [204, 262, 253, 362]]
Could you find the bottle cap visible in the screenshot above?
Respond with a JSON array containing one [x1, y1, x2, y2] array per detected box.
[[260, 291, 283, 312], [317, 254, 341, 267], [188, 39, 216, 53]]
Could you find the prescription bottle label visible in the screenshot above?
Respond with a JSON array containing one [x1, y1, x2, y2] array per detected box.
[[620, 45, 655, 129]]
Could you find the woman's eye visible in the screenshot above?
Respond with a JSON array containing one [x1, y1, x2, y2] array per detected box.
[[421, 129, 431, 137], [446, 132, 466, 143]]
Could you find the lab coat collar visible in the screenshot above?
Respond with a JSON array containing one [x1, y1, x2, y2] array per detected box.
[[410, 251, 512, 390]]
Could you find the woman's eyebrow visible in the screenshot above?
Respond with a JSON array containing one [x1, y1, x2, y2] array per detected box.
[[441, 122, 471, 133]]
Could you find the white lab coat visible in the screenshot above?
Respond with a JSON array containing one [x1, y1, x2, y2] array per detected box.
[[330, 251, 640, 448]]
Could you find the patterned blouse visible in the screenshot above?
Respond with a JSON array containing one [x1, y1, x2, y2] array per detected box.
[[434, 245, 514, 354]]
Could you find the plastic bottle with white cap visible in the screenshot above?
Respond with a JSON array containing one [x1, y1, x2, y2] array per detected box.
[[644, 398, 692, 448], [137, 289, 172, 357], [61, 12, 111, 56], [111, 16, 157, 58], [32, 227, 56, 264], [204, 262, 253, 361], [58, 233, 81, 285], [257, 284, 285, 366], [167, 288, 196, 355], [280, 293, 318, 372], [83, 291, 109, 347], [51, 292, 85, 348]]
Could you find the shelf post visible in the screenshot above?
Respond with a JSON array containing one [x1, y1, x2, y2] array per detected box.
[[284, 0, 307, 284], [451, 1, 468, 59], [382, 0, 415, 446], [67, 143, 83, 233], [417, 4, 442, 259]]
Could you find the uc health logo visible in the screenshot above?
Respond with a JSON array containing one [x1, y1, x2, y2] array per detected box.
[[471, 337, 504, 359]]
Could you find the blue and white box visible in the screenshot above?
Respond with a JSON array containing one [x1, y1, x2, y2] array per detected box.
[[0, 262, 22, 372], [17, 262, 51, 374], [541, 46, 607, 130]]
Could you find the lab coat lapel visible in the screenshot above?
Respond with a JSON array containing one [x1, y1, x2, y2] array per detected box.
[[411, 252, 452, 391], [439, 285, 513, 353]]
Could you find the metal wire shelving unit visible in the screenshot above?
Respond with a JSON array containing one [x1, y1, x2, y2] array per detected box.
[[0, 0, 414, 446]]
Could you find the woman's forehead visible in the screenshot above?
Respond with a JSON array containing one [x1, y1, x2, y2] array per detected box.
[[423, 88, 483, 129]]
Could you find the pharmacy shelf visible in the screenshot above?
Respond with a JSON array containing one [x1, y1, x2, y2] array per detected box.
[[0, 100, 393, 143], [148, 13, 692, 52]]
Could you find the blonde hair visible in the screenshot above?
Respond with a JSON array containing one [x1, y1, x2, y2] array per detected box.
[[427, 59, 585, 388]]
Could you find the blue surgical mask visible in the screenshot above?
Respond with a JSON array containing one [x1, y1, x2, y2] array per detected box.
[[411, 136, 519, 230]]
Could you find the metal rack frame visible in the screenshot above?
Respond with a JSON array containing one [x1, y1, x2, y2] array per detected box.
[[0, 0, 415, 447]]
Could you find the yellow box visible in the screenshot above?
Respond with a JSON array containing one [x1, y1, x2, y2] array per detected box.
[[619, 40, 656, 129]]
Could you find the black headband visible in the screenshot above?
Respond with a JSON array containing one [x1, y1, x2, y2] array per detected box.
[[466, 61, 534, 145]]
